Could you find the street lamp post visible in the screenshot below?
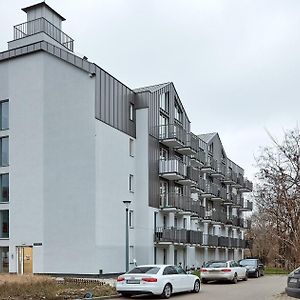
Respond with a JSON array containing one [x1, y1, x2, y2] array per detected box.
[[123, 200, 131, 272]]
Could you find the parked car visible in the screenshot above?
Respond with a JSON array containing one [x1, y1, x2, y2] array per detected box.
[[116, 265, 200, 298], [239, 258, 265, 278], [286, 266, 300, 298], [200, 260, 248, 284]]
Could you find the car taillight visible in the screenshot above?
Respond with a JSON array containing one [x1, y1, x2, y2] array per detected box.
[[117, 277, 125, 282], [200, 268, 208, 272], [221, 269, 232, 272], [142, 277, 157, 282]]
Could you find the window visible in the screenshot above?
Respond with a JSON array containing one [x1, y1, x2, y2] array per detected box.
[[129, 103, 134, 121], [163, 266, 178, 275], [0, 174, 9, 203], [159, 92, 169, 112], [129, 174, 134, 192], [129, 138, 134, 157], [129, 210, 134, 228], [209, 142, 214, 153], [160, 147, 168, 160], [0, 210, 9, 238], [174, 185, 183, 195], [0, 137, 8, 167], [0, 101, 8, 130], [160, 181, 168, 207], [183, 218, 187, 229], [163, 249, 167, 264], [174, 99, 183, 122]]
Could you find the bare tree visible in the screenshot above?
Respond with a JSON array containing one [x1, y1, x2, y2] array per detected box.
[[255, 128, 300, 269]]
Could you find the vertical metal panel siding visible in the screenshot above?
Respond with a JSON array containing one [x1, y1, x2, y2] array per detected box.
[[95, 67, 136, 137]]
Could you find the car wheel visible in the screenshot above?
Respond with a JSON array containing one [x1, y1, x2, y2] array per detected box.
[[193, 280, 200, 293], [255, 270, 259, 278], [231, 273, 238, 284], [201, 278, 207, 284], [161, 283, 172, 299]]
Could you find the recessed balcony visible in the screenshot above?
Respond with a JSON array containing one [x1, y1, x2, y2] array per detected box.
[[202, 234, 219, 247], [232, 174, 244, 188], [187, 230, 203, 245], [223, 193, 237, 205], [211, 187, 227, 202], [159, 159, 186, 180], [190, 150, 206, 167], [158, 124, 186, 148], [211, 163, 226, 179]]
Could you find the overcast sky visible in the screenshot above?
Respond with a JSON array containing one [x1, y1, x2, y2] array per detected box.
[[1, 0, 299, 180]]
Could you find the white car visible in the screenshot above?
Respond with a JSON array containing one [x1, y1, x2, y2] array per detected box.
[[116, 264, 201, 298], [200, 260, 248, 284]]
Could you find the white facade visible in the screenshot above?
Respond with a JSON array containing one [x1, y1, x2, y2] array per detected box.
[[0, 2, 252, 275]]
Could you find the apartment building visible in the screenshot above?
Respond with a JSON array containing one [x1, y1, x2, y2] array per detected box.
[[0, 2, 253, 275]]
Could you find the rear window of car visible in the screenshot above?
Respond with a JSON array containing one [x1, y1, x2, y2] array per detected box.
[[239, 259, 257, 266], [127, 267, 160, 274], [205, 262, 227, 268]]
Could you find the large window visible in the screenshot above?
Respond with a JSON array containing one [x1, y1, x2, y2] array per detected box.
[[0, 210, 9, 238], [159, 114, 169, 138], [174, 99, 183, 123], [0, 137, 8, 167], [0, 101, 8, 130], [159, 92, 169, 112], [0, 174, 9, 203]]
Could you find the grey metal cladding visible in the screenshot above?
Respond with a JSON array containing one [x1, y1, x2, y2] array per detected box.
[[0, 40, 136, 138]]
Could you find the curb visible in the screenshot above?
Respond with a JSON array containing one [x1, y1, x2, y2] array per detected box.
[[76, 294, 121, 300]]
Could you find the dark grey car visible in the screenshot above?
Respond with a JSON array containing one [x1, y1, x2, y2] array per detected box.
[[238, 258, 264, 278], [286, 267, 300, 298]]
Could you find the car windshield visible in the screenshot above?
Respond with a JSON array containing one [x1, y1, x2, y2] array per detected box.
[[205, 261, 227, 268], [239, 260, 257, 266], [127, 267, 160, 274]]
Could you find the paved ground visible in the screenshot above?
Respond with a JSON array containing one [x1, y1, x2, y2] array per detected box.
[[114, 275, 294, 300]]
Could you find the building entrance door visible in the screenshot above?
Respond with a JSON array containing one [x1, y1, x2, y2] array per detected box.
[[17, 247, 33, 274]]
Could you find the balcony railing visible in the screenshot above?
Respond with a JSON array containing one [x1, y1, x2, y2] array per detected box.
[[13, 17, 74, 51], [201, 156, 217, 173], [240, 200, 253, 211], [223, 170, 238, 185], [178, 166, 199, 185], [159, 159, 186, 180], [203, 234, 219, 247], [158, 124, 186, 148], [238, 218, 251, 229], [160, 193, 205, 218], [154, 227, 188, 243], [239, 179, 253, 192], [190, 149, 206, 167], [187, 230, 203, 244], [211, 163, 226, 178]]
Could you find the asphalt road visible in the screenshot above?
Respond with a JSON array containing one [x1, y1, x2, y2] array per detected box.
[[117, 275, 292, 300]]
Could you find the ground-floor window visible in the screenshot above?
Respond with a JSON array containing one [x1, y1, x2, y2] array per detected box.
[[0, 210, 9, 238], [163, 248, 167, 264], [0, 247, 9, 273]]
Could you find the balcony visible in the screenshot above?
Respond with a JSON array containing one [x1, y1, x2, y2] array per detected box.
[[190, 150, 206, 167], [159, 159, 186, 180], [223, 170, 238, 185], [203, 234, 219, 247], [158, 124, 186, 148], [200, 182, 218, 198], [187, 230, 203, 245], [239, 179, 253, 193], [232, 174, 244, 188], [176, 133, 198, 156], [211, 187, 227, 202], [160, 193, 205, 218], [238, 218, 251, 229], [232, 195, 243, 208], [203, 210, 219, 223], [211, 163, 226, 179], [177, 166, 198, 186], [218, 236, 230, 247], [223, 193, 237, 205], [239, 200, 253, 211], [13, 17, 74, 51], [154, 227, 188, 244], [201, 157, 217, 174]]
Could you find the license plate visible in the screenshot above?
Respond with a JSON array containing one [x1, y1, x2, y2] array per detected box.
[[290, 278, 298, 283], [209, 270, 219, 273], [126, 280, 140, 284]]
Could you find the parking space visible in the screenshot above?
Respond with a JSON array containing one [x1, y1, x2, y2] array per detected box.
[[118, 275, 290, 300]]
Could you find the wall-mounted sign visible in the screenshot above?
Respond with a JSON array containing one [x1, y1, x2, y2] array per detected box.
[[33, 243, 42, 246]]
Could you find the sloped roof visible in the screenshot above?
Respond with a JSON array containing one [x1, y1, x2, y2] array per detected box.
[[198, 132, 218, 143], [134, 82, 171, 93]]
